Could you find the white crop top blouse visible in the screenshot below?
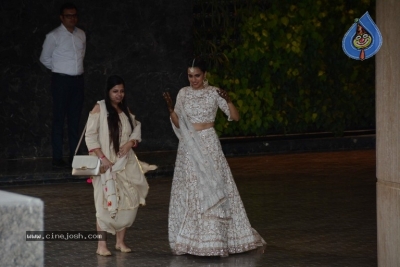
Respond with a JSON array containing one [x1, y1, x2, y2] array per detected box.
[[175, 86, 232, 123]]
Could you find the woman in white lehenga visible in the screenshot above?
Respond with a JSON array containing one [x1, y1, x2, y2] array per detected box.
[[85, 75, 151, 256], [163, 59, 266, 257]]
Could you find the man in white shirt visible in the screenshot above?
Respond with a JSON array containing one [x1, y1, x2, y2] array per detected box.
[[40, 2, 86, 168]]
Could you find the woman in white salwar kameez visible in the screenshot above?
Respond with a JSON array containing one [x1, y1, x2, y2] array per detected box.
[[85, 75, 150, 256], [163, 59, 266, 257]]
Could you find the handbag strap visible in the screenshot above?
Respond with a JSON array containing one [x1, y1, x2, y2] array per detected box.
[[74, 123, 87, 156]]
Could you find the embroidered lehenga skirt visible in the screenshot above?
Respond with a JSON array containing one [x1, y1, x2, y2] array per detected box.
[[168, 127, 266, 257]]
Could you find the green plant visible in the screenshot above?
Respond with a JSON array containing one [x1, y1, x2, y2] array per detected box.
[[194, 0, 375, 137]]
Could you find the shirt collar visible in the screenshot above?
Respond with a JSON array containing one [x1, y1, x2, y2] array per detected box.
[[60, 23, 76, 34]]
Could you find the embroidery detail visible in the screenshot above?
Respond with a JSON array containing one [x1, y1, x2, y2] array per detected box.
[[169, 98, 266, 256]]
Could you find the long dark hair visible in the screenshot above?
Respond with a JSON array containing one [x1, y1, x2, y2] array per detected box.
[[104, 75, 134, 154]]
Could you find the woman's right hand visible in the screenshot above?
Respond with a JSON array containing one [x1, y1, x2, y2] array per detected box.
[[163, 92, 174, 113], [101, 157, 113, 172]]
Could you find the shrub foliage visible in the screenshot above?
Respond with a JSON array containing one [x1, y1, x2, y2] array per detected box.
[[193, 0, 375, 136]]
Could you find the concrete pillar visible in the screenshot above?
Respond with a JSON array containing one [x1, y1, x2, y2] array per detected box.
[[0, 190, 44, 267], [376, 1, 400, 266]]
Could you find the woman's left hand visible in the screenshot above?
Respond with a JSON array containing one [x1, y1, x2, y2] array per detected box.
[[217, 89, 231, 103], [163, 92, 174, 113], [118, 141, 136, 158]]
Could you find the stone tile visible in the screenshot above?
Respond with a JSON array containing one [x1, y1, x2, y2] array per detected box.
[[2, 149, 377, 266]]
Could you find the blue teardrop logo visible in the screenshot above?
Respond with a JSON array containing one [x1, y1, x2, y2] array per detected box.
[[342, 11, 382, 61]]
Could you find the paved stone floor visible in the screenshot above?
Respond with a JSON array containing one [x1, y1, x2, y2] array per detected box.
[[3, 149, 376, 267]]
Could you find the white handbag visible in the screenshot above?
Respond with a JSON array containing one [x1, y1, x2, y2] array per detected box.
[[71, 124, 101, 176]]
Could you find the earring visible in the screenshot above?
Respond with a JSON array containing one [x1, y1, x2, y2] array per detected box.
[[203, 78, 209, 87]]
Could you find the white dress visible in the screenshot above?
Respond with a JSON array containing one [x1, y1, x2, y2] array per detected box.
[[85, 101, 149, 234], [168, 86, 266, 257]]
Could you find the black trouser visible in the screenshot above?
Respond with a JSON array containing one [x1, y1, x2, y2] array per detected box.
[[51, 72, 84, 161]]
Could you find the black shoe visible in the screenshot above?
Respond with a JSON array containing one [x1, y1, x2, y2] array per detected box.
[[52, 159, 69, 168]]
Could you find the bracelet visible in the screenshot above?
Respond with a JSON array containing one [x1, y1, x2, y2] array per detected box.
[[99, 155, 105, 160]]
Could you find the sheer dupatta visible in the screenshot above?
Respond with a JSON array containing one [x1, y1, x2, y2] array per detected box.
[[171, 88, 229, 215], [96, 100, 119, 219], [88, 100, 153, 219]]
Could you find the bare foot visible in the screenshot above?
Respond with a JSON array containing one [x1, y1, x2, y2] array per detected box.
[[96, 248, 111, 256], [97, 243, 111, 256], [115, 243, 132, 253]]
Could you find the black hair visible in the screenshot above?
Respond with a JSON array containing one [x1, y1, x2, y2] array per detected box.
[[60, 2, 78, 15], [104, 75, 134, 155], [187, 57, 208, 73]]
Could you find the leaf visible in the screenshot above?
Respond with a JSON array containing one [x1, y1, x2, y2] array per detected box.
[[262, 29, 268, 37], [312, 113, 318, 121], [281, 17, 289, 26], [256, 118, 262, 127]]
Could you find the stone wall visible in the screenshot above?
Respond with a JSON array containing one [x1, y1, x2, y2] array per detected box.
[[0, 0, 193, 159]]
